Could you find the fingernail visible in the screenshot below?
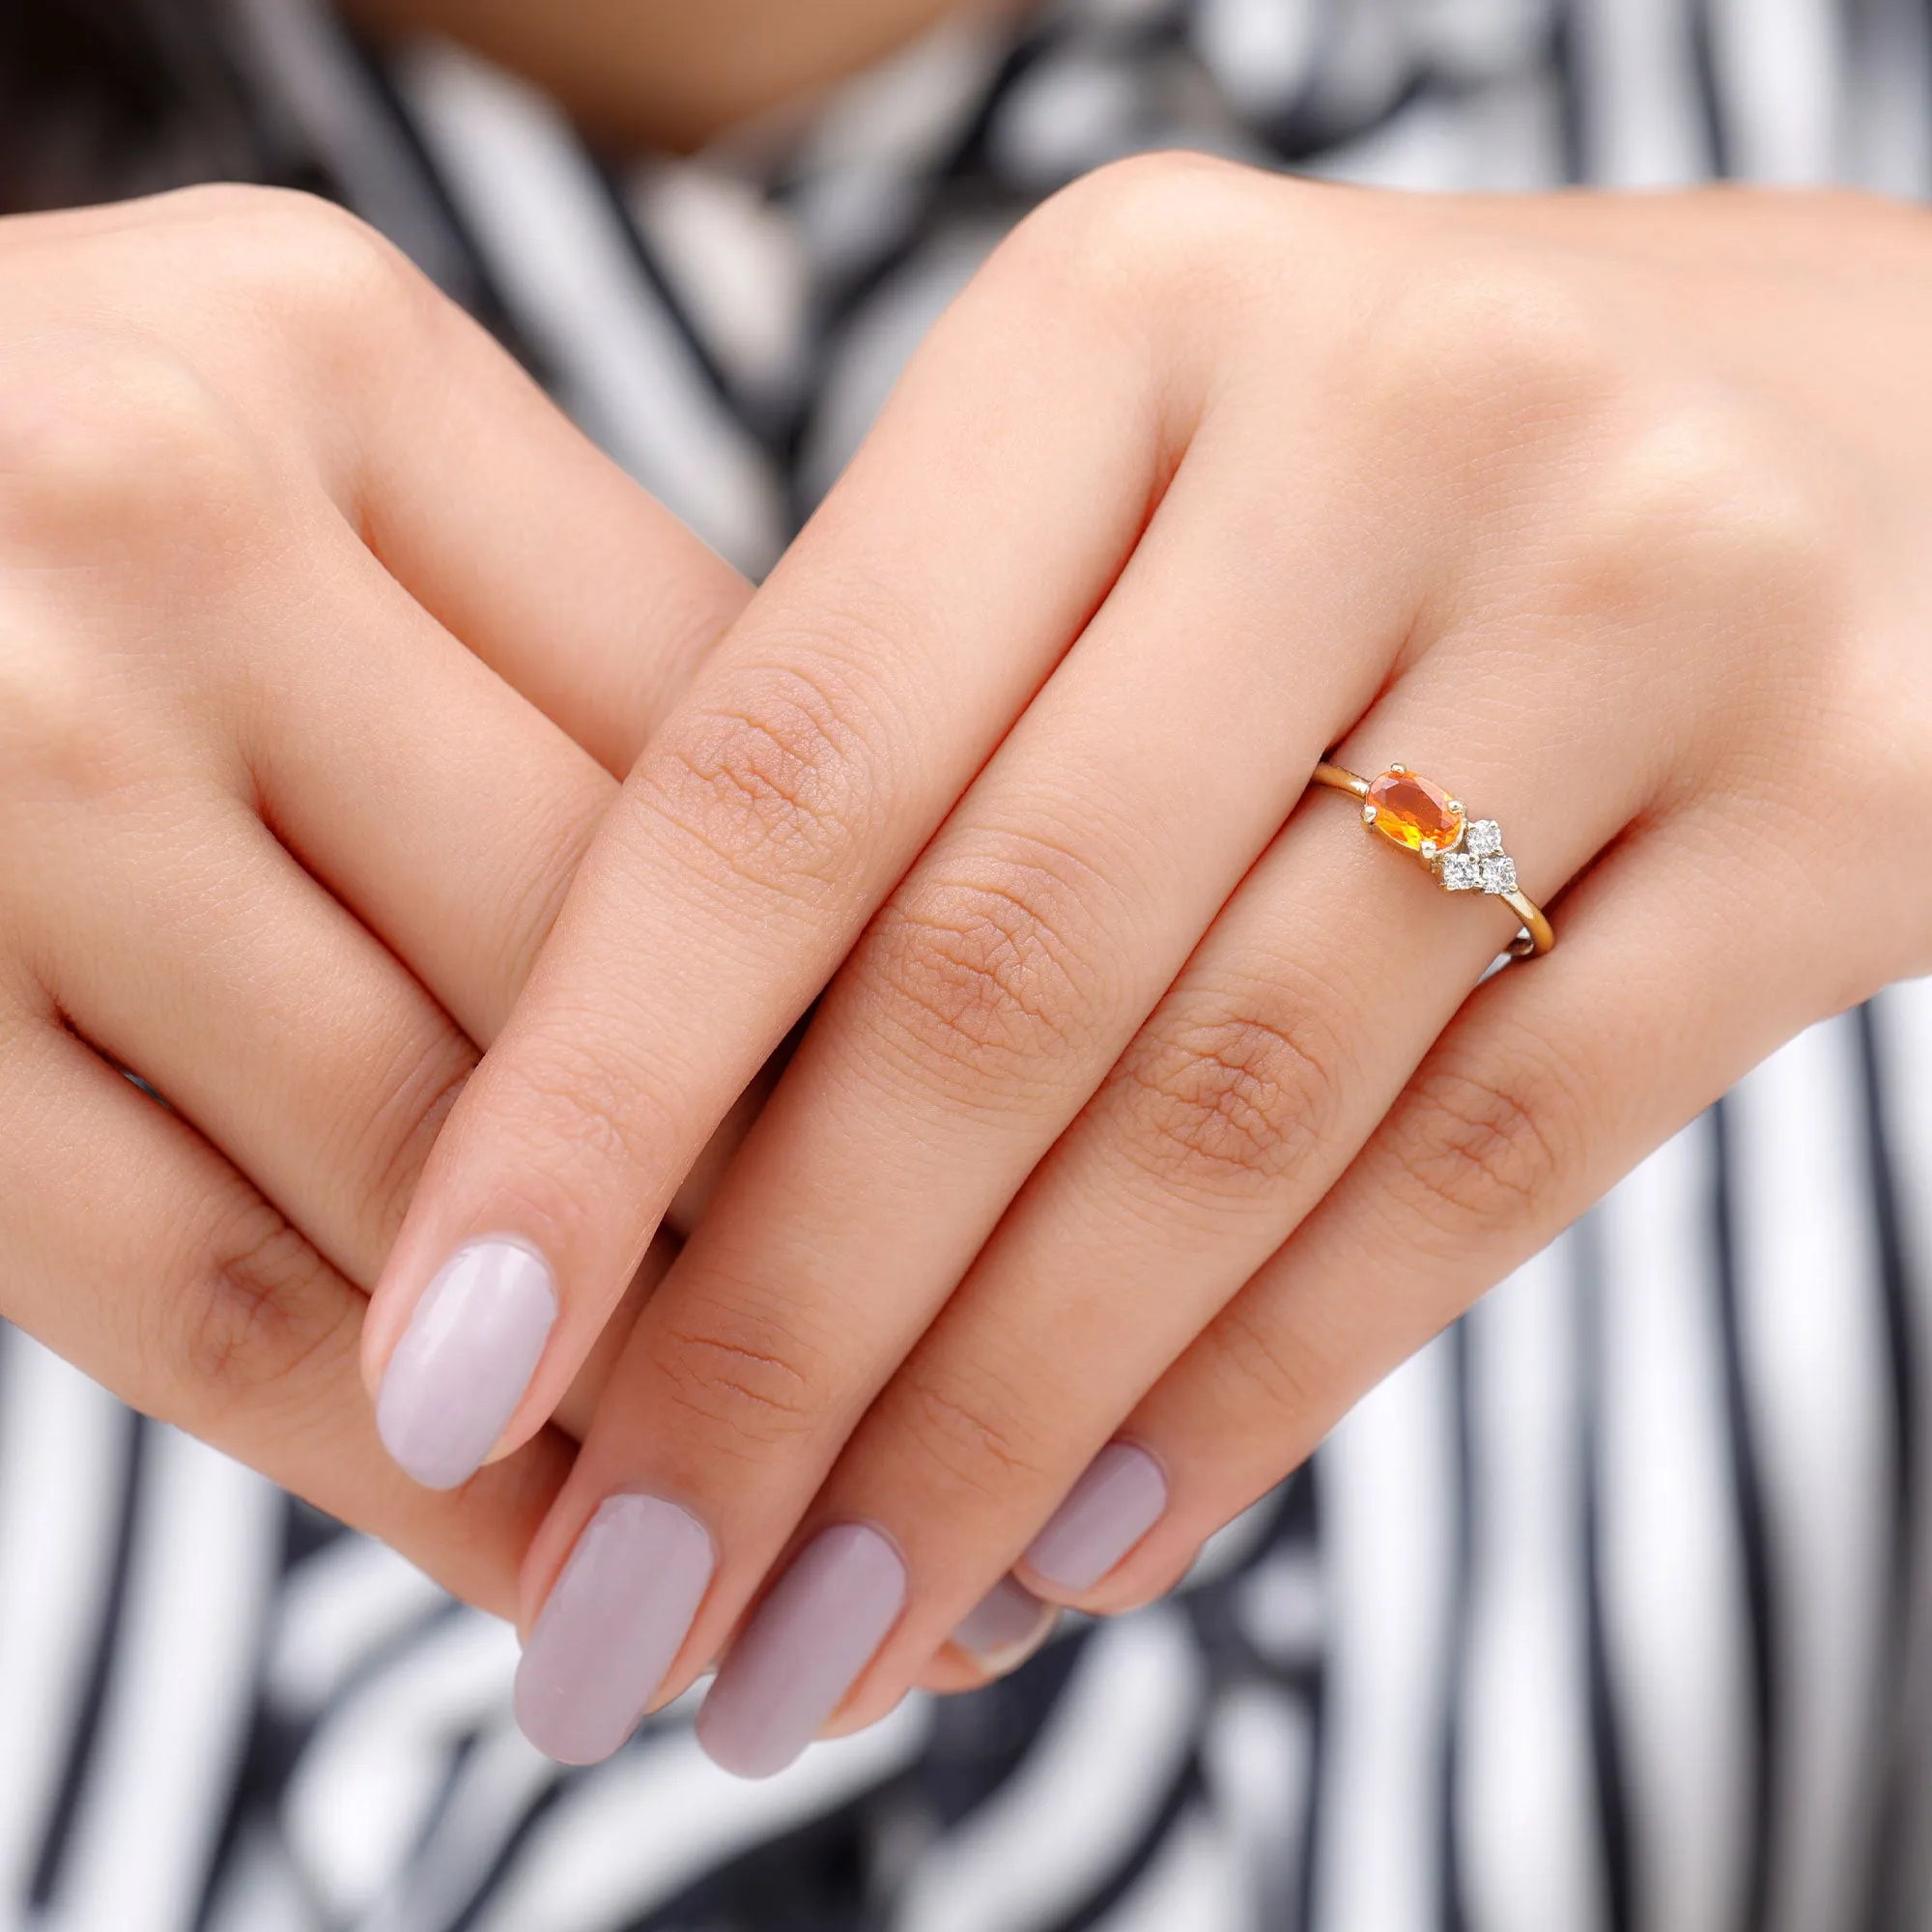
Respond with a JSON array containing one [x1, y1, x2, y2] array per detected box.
[[1024, 1442, 1167, 1592], [952, 1575, 1056, 1672], [514, 1493, 715, 1765], [696, 1523, 906, 1778], [376, 1236, 555, 1489]]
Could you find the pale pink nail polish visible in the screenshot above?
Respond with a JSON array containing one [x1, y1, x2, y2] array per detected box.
[[376, 1236, 555, 1490], [514, 1493, 714, 1766], [1024, 1442, 1167, 1591], [952, 1576, 1056, 1670], [696, 1524, 906, 1778]]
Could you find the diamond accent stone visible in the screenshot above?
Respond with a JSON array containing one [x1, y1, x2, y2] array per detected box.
[[1480, 853, 1518, 895], [1439, 851, 1481, 892], [1465, 819, 1504, 859]]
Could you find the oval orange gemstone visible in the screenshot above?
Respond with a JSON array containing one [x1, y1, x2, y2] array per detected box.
[[1366, 769, 1463, 853]]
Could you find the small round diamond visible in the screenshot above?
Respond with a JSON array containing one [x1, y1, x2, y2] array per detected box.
[[1465, 820, 1504, 858], [1439, 852, 1481, 892], [1479, 854, 1518, 895]]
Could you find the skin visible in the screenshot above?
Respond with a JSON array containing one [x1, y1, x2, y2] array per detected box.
[[362, 164, 1932, 1752]]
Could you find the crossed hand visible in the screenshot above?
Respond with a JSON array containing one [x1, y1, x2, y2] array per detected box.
[[4, 164, 1928, 1776]]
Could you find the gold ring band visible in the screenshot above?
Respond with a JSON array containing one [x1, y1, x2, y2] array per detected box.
[[1312, 760, 1554, 958]]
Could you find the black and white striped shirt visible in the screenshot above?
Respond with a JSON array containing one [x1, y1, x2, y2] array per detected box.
[[5, 2, 1932, 1926]]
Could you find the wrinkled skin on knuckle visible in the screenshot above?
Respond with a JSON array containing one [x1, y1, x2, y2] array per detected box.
[[893, 1356, 1051, 1507], [485, 1020, 676, 1198], [162, 1198, 357, 1411], [1112, 988, 1350, 1203], [638, 658, 890, 901], [1375, 1043, 1575, 1244], [643, 1295, 826, 1456], [859, 846, 1105, 1094], [1199, 1295, 1333, 1439]]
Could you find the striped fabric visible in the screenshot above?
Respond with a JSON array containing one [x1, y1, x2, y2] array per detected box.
[[4, 2, 1932, 1926]]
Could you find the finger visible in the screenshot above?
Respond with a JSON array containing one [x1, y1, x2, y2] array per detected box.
[[11, 779, 479, 1294], [539, 1058, 779, 1442], [320, 229, 748, 778], [0, 983, 571, 1619], [549, 1226, 678, 1445], [1042, 803, 1818, 1613], [226, 514, 625, 1050], [361, 180, 1206, 1489], [689, 668, 1653, 1759]]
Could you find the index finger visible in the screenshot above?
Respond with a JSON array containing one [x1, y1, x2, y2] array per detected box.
[[359, 162, 1214, 1489]]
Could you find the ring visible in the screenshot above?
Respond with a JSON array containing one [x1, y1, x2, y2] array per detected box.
[[1311, 760, 1554, 957]]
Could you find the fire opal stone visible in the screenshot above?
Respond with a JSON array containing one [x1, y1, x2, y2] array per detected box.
[[1366, 769, 1463, 853]]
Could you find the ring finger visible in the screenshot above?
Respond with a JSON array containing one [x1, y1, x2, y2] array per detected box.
[[1064, 799, 1820, 1620]]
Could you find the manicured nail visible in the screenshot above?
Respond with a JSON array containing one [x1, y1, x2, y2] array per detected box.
[[952, 1576, 1056, 1672], [376, 1236, 555, 1490], [514, 1493, 714, 1765], [696, 1523, 906, 1778], [1024, 1442, 1168, 1591]]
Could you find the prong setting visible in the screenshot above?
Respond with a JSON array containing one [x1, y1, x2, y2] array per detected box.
[[1308, 759, 1552, 954]]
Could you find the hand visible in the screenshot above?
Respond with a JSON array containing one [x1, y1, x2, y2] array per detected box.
[[0, 185, 748, 1616], [370, 159, 1932, 1764]]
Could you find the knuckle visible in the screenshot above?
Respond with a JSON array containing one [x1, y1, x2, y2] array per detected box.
[[0, 331, 262, 558], [1202, 1295, 1330, 1433], [1113, 981, 1351, 1201], [486, 1022, 676, 1193], [0, 611, 145, 808], [167, 1200, 355, 1402], [637, 657, 890, 901], [895, 1359, 1051, 1505], [645, 1296, 825, 1454], [1577, 395, 1848, 635], [1377, 1041, 1573, 1238], [202, 185, 427, 352], [859, 837, 1108, 1090], [1358, 252, 1629, 453], [1031, 150, 1253, 266], [1003, 149, 1271, 317]]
